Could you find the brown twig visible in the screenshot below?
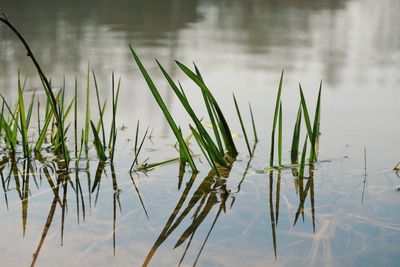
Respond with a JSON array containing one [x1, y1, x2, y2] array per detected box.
[[0, 14, 69, 166]]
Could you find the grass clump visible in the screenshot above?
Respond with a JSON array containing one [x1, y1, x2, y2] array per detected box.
[[267, 72, 322, 172]]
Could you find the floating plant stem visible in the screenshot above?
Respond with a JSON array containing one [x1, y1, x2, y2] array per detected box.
[[138, 157, 181, 172]]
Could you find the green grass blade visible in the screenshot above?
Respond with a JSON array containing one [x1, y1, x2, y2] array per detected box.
[[249, 103, 258, 143], [278, 101, 283, 166], [109, 73, 121, 152], [84, 64, 90, 153], [129, 45, 197, 173], [190, 125, 220, 176], [34, 107, 53, 151], [74, 77, 78, 158], [0, 95, 20, 133], [26, 90, 36, 128], [310, 81, 322, 162], [62, 97, 75, 123], [133, 120, 140, 164], [18, 71, 29, 157], [130, 126, 149, 172], [96, 100, 107, 133], [195, 65, 224, 155], [299, 84, 317, 163], [0, 113, 15, 151], [291, 103, 302, 164], [37, 99, 41, 138], [90, 120, 107, 161], [0, 101, 4, 135], [176, 61, 237, 157], [299, 136, 308, 179], [92, 70, 107, 147], [233, 94, 252, 157], [156, 60, 226, 166], [269, 70, 284, 167]]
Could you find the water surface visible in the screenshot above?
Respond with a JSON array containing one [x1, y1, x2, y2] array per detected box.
[[1, 0, 400, 266]]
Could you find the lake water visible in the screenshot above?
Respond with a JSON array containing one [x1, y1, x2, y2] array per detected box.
[[1, 0, 400, 266]]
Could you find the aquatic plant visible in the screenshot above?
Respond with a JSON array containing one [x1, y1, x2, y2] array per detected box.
[[129, 46, 198, 173], [267, 75, 322, 170]]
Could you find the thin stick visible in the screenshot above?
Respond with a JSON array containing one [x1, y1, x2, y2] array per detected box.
[[0, 14, 68, 165]]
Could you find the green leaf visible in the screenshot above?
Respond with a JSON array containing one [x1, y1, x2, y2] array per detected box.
[[291, 103, 302, 164], [156, 60, 226, 166], [176, 61, 237, 157], [129, 45, 197, 173], [269, 70, 284, 166], [90, 120, 107, 161], [233, 94, 252, 157]]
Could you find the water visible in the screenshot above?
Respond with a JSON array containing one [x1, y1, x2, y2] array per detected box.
[[1, 0, 400, 266]]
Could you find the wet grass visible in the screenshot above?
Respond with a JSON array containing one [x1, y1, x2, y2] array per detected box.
[[0, 15, 330, 265]]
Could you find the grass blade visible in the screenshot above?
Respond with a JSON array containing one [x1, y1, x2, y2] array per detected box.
[[129, 45, 197, 173], [190, 125, 221, 176], [310, 81, 322, 162], [18, 71, 29, 157], [92, 70, 106, 147], [249, 103, 258, 143], [156, 60, 226, 166], [90, 120, 107, 161], [34, 107, 53, 151], [270, 70, 284, 166], [26, 90, 36, 128], [74, 77, 78, 158], [84, 64, 90, 153], [233, 94, 252, 157], [291, 103, 302, 164], [299, 136, 308, 179], [130, 125, 149, 172], [176, 61, 238, 157], [195, 65, 224, 155], [278, 101, 283, 166]]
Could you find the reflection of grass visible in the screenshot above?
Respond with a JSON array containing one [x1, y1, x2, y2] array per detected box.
[[142, 169, 231, 267], [394, 161, 400, 171]]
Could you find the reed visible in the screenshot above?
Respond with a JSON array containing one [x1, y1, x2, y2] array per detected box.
[[269, 70, 284, 167], [129, 45, 198, 173], [233, 94, 252, 157]]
